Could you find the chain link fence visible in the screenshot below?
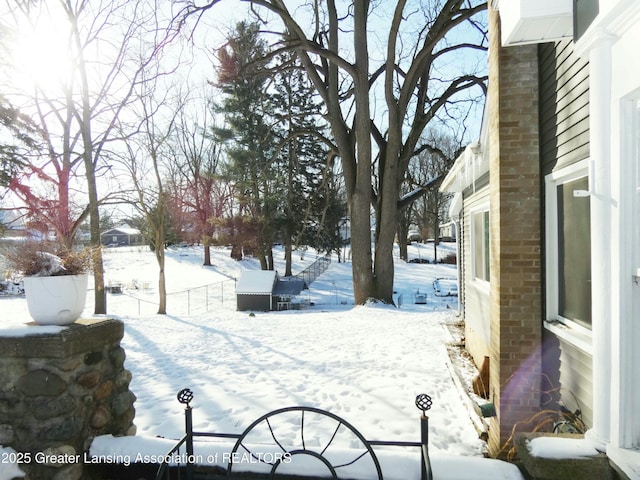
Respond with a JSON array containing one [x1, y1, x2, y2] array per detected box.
[[86, 253, 332, 317], [295, 253, 331, 286], [100, 278, 237, 316]]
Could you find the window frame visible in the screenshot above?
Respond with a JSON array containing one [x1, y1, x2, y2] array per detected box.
[[545, 159, 592, 344], [470, 204, 491, 285]]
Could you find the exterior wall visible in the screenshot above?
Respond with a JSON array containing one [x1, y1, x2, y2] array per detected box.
[[539, 40, 590, 175], [542, 329, 593, 427], [101, 230, 143, 246], [574, 2, 640, 465], [487, 4, 543, 456], [236, 294, 272, 311], [462, 183, 492, 368], [538, 39, 593, 428]]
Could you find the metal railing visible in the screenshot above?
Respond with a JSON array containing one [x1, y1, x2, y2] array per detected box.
[[98, 279, 237, 316], [295, 253, 331, 287], [155, 389, 433, 480]]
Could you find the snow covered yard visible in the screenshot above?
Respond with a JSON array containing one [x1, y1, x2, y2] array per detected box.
[[0, 243, 525, 479]]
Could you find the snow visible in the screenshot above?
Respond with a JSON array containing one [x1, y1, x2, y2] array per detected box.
[[0, 242, 524, 479], [236, 269, 277, 294], [0, 447, 25, 480], [526, 437, 600, 459]]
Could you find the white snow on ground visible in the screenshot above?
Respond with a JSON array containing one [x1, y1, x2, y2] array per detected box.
[[1, 242, 524, 479]]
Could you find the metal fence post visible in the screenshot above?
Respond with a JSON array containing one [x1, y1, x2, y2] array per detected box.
[[177, 388, 195, 480], [415, 394, 433, 480]]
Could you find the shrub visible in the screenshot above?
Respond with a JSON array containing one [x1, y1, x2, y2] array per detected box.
[[438, 252, 457, 264], [2, 241, 91, 276]]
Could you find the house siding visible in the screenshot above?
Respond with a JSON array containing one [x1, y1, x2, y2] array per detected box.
[[542, 329, 594, 427], [538, 40, 592, 428], [461, 182, 491, 369], [236, 294, 272, 311], [539, 40, 590, 176]]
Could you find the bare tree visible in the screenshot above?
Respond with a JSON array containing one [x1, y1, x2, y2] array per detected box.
[[398, 132, 460, 262], [2, 0, 184, 313], [175, 0, 487, 304], [117, 73, 182, 315], [169, 99, 230, 266]]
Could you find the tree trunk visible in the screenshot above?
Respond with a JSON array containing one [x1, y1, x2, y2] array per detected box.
[[267, 247, 274, 271], [203, 236, 212, 266], [83, 141, 106, 314], [155, 229, 167, 314], [349, 193, 374, 304], [284, 230, 293, 276], [258, 252, 268, 270], [349, 1, 377, 305], [373, 155, 400, 303], [398, 224, 409, 262]]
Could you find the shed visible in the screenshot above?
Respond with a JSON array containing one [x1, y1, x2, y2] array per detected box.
[[235, 270, 277, 311]]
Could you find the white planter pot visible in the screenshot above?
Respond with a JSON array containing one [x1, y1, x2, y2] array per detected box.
[[23, 274, 88, 325]]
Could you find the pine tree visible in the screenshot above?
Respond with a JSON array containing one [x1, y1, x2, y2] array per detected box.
[[214, 21, 277, 269], [271, 55, 341, 275]]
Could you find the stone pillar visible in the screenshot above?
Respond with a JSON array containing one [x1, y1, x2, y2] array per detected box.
[[487, 4, 543, 456], [0, 319, 136, 480]]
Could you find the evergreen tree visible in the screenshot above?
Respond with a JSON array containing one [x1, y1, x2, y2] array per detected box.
[[271, 55, 339, 275], [214, 21, 278, 269]]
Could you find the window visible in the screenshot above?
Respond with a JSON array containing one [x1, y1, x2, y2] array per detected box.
[[557, 177, 591, 327], [472, 209, 490, 282], [546, 161, 591, 329]]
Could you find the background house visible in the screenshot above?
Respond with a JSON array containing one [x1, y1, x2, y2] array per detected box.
[[100, 224, 144, 246], [442, 1, 640, 477]]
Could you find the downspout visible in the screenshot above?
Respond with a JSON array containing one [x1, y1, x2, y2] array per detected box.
[[454, 216, 463, 316], [448, 192, 464, 316]]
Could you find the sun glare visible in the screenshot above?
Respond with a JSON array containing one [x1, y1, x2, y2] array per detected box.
[[10, 12, 75, 94]]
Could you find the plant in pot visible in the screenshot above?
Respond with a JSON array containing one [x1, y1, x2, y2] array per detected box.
[[4, 242, 92, 325]]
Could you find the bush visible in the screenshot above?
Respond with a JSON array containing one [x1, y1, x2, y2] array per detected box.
[[438, 252, 457, 264], [2, 241, 92, 276]]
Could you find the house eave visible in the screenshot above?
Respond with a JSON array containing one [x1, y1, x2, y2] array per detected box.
[[496, 0, 573, 47], [440, 99, 490, 194]]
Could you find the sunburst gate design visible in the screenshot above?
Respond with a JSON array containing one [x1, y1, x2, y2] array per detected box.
[[156, 390, 434, 480], [227, 406, 383, 479]]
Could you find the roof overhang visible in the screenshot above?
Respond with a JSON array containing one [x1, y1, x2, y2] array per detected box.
[[497, 0, 573, 46], [440, 97, 490, 195]]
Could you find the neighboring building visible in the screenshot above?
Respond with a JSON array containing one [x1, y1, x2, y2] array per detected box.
[[100, 224, 144, 246], [438, 221, 457, 242], [236, 270, 307, 312], [0, 210, 27, 237], [441, 1, 640, 476], [236, 270, 278, 311]]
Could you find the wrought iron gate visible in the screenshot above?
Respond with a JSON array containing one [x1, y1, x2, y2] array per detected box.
[[155, 388, 433, 480]]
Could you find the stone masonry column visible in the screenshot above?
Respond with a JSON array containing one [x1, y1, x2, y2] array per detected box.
[[487, 4, 543, 456], [0, 319, 136, 480]]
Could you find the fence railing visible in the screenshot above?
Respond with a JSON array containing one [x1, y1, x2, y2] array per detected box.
[[155, 389, 434, 480], [96, 278, 237, 316], [295, 253, 331, 287]]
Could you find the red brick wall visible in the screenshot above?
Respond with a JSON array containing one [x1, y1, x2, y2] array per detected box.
[[487, 4, 543, 456]]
